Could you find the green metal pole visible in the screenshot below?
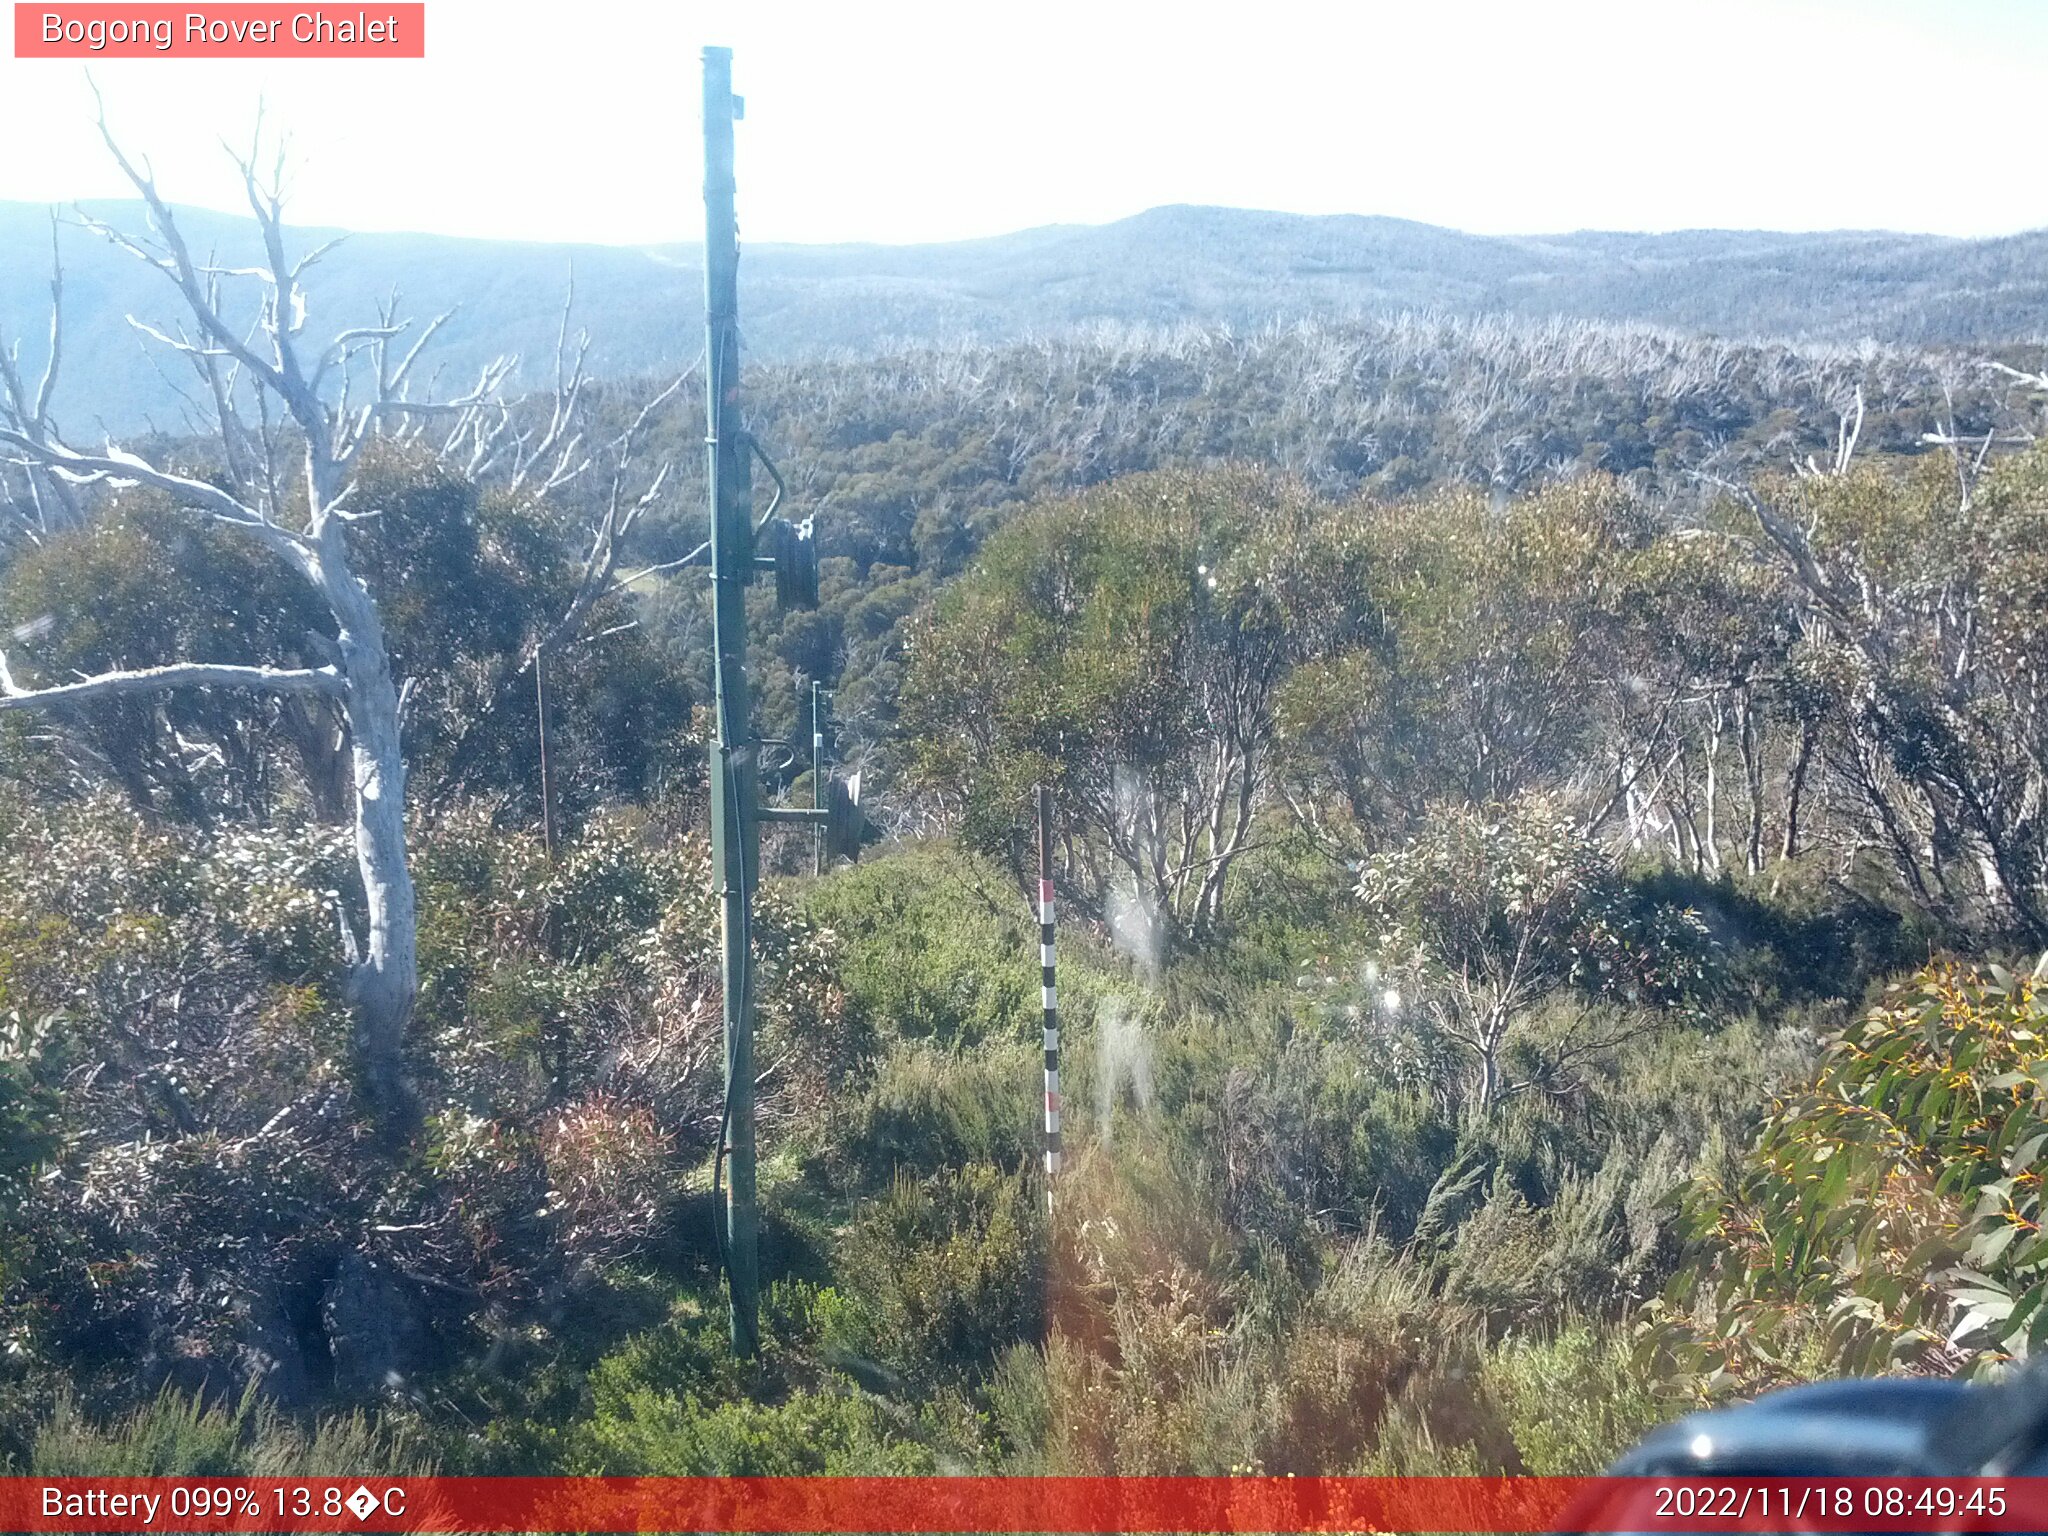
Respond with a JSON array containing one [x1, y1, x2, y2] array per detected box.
[[703, 44, 759, 1359]]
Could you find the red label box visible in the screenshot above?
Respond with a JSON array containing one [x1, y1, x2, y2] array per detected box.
[[14, 3, 424, 56]]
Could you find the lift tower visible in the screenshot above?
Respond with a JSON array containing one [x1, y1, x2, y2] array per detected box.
[[701, 43, 761, 1360], [701, 46, 857, 1359]]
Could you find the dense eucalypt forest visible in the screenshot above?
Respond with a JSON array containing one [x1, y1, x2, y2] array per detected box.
[[5, 153, 2048, 1481]]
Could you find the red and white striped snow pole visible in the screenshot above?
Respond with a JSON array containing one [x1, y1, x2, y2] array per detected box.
[[1037, 784, 1060, 1205]]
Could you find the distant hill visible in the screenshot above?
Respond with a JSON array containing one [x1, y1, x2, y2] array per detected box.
[[3, 200, 2045, 431]]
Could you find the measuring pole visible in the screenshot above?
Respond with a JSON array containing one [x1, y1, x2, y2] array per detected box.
[[703, 44, 760, 1359], [811, 681, 826, 878], [1037, 786, 1060, 1208]]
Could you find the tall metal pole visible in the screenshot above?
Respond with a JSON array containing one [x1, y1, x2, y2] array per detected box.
[[703, 44, 760, 1359], [1037, 786, 1061, 1210]]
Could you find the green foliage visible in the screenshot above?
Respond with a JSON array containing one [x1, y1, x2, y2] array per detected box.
[[0, 796, 853, 1413], [0, 451, 694, 830], [0, 494, 323, 821], [1014, 1154, 1259, 1473], [1137, 1002, 1456, 1243], [1651, 960, 2048, 1390], [1488, 1321, 1672, 1474], [802, 843, 1035, 1050], [834, 1163, 1046, 1392], [578, 1384, 936, 1475], [1734, 453, 2048, 942], [1439, 1143, 1688, 1322], [1256, 1236, 1465, 1474], [841, 1039, 1038, 1178], [9, 304, 2043, 1481], [1354, 1318, 1669, 1476], [1630, 865, 1927, 1017], [900, 467, 1330, 938], [1356, 794, 1717, 1111], [23, 1386, 429, 1476], [343, 451, 694, 821], [0, 796, 361, 1396], [1280, 480, 1658, 837], [565, 1295, 944, 1475]]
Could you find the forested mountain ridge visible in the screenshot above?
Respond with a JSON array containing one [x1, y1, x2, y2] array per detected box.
[[601, 312, 2041, 759], [4, 197, 2046, 431]]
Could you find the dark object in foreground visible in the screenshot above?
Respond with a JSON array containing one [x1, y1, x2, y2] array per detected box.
[[1609, 1367, 2048, 1475]]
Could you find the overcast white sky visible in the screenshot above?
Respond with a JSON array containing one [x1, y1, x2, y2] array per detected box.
[[2, 0, 2044, 246]]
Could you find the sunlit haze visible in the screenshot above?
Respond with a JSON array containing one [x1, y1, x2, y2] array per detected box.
[[2, 0, 2045, 245]]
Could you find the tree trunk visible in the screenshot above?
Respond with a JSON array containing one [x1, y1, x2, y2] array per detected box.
[[1772, 724, 1815, 897], [345, 680, 416, 1127], [1472, 1003, 1510, 1117], [318, 545, 418, 1131], [1739, 699, 1765, 877], [1701, 714, 1724, 874], [1474, 1039, 1505, 1118]]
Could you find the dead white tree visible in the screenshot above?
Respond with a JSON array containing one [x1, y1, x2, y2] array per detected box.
[[423, 323, 689, 810], [0, 112, 682, 1128], [0, 212, 81, 543], [0, 120, 445, 1122]]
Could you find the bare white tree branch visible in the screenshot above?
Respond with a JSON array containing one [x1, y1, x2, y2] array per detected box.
[[0, 654, 344, 709]]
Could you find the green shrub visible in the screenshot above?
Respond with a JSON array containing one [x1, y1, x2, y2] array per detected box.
[[1138, 1004, 1460, 1247], [1258, 1238, 1455, 1474], [803, 843, 1037, 1049], [576, 1385, 936, 1474], [835, 1163, 1046, 1391], [1441, 1139, 1691, 1322], [569, 1302, 942, 1476], [1354, 1392, 1496, 1475], [1648, 960, 2048, 1389], [24, 1387, 429, 1477], [842, 1039, 1038, 1177], [1484, 1321, 1672, 1474]]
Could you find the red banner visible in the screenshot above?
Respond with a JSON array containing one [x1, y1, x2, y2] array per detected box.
[[4, 1475, 2048, 1533], [13, 4, 424, 57]]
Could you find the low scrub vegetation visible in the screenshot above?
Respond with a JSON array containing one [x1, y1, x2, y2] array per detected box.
[[3, 216, 2044, 1469]]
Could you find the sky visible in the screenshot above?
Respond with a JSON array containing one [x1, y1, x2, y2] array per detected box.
[[1, 0, 2045, 247]]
